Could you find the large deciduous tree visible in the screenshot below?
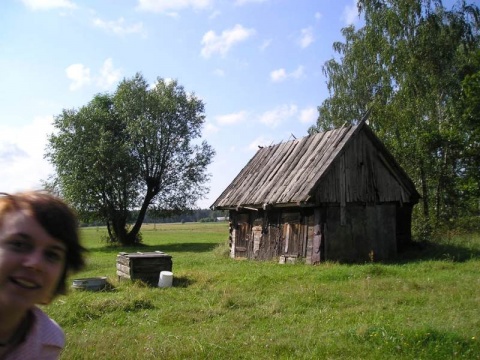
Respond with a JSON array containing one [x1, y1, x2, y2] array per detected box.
[[312, 0, 480, 236], [47, 73, 215, 245]]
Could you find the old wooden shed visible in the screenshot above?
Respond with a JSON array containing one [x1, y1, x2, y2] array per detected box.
[[211, 122, 420, 263]]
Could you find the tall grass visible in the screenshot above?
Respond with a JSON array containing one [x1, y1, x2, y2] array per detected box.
[[46, 223, 480, 359]]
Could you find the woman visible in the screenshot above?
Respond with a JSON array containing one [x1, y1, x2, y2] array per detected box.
[[0, 191, 86, 359]]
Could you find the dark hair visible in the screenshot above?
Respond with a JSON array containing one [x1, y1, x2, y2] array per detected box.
[[0, 191, 87, 296]]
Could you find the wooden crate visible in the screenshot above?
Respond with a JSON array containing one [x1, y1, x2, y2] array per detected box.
[[116, 251, 173, 286]]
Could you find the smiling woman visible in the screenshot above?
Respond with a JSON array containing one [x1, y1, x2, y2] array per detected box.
[[0, 191, 87, 360]]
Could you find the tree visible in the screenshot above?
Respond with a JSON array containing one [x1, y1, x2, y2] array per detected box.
[[453, 49, 480, 219], [312, 0, 480, 236], [47, 73, 215, 245]]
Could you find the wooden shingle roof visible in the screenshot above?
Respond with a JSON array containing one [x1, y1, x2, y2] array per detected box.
[[211, 122, 419, 210]]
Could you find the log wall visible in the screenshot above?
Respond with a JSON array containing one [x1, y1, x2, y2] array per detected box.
[[229, 203, 399, 263]]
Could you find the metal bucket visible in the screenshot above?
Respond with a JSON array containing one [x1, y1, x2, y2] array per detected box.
[[72, 277, 107, 291]]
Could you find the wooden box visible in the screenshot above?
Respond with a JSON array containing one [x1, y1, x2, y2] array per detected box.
[[116, 251, 173, 286]]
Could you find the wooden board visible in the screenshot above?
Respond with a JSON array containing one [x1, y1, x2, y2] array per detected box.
[[116, 251, 173, 286]]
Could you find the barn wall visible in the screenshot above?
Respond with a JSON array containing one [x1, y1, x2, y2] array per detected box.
[[323, 204, 397, 262], [229, 212, 251, 258], [229, 203, 398, 263], [316, 131, 412, 204], [396, 204, 414, 249], [229, 209, 315, 261]]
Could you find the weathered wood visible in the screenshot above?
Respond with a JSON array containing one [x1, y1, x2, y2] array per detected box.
[[291, 129, 346, 201], [116, 252, 173, 286], [212, 123, 419, 210], [284, 132, 329, 202], [252, 225, 262, 258], [249, 141, 298, 205], [339, 153, 346, 226], [270, 136, 315, 203], [216, 123, 420, 264], [116, 263, 131, 274], [116, 270, 131, 279], [311, 208, 321, 264]]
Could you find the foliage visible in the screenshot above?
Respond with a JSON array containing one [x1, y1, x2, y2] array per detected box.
[[199, 217, 216, 223], [46, 223, 480, 359], [144, 208, 228, 224], [312, 0, 480, 236], [46, 73, 214, 245]]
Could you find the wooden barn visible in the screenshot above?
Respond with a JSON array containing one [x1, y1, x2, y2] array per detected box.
[[211, 121, 420, 263]]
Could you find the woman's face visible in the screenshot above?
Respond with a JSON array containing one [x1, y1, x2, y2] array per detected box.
[[0, 210, 66, 311]]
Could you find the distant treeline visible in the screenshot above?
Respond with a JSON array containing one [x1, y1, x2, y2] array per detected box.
[[81, 209, 229, 227], [144, 209, 229, 224]]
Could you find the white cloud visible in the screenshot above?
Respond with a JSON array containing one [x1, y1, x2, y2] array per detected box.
[[0, 116, 55, 193], [65, 63, 92, 91], [149, 78, 175, 90], [213, 68, 225, 77], [342, 0, 359, 25], [136, 0, 212, 13], [66, 58, 122, 91], [97, 58, 122, 89], [0, 144, 28, 169], [299, 106, 318, 124], [290, 65, 305, 79], [270, 65, 304, 83], [315, 12, 322, 20], [201, 24, 255, 58], [203, 122, 219, 136], [270, 68, 287, 82], [21, 0, 76, 10], [93, 17, 146, 37], [164, 78, 175, 86], [216, 111, 248, 125], [209, 10, 221, 19], [235, 0, 267, 5], [299, 27, 314, 48], [259, 39, 272, 51], [259, 104, 298, 128]]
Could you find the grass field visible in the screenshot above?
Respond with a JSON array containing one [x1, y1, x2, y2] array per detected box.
[[46, 222, 480, 359]]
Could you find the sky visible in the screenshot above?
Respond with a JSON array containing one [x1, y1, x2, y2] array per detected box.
[[0, 0, 363, 209]]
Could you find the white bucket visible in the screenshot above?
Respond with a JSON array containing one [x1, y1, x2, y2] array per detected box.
[[158, 271, 173, 288]]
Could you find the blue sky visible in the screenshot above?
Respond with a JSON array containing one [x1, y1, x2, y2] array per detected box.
[[0, 0, 362, 208]]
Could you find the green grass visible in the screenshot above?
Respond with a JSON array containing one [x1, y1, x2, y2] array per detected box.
[[45, 222, 480, 359]]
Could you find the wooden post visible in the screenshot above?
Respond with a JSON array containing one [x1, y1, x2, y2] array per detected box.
[[312, 208, 321, 264]]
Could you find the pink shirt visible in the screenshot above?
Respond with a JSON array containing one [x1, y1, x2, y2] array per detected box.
[[4, 306, 65, 360]]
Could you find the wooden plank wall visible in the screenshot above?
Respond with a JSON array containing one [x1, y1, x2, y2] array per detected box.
[[309, 209, 321, 264], [233, 213, 250, 258], [315, 131, 411, 204], [116, 254, 173, 286], [230, 203, 399, 263], [324, 204, 396, 262], [396, 204, 414, 248], [231, 209, 316, 262]]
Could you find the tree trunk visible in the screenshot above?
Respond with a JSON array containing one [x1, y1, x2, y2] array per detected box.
[[420, 160, 429, 220], [419, 159, 433, 239], [107, 211, 132, 245], [126, 186, 157, 245], [106, 220, 114, 242]]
